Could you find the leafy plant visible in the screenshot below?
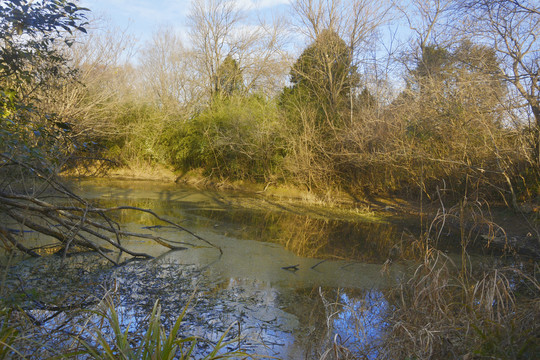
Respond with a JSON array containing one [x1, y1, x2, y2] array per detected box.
[[80, 297, 250, 360], [165, 94, 284, 181]]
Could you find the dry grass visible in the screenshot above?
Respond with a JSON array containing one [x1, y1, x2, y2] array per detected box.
[[62, 161, 178, 182], [370, 194, 539, 359], [380, 249, 539, 359]]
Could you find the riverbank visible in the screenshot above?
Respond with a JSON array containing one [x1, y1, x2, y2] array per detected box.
[[63, 164, 418, 211], [62, 165, 540, 260]]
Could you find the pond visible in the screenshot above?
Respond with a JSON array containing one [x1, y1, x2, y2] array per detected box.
[[3, 179, 430, 359]]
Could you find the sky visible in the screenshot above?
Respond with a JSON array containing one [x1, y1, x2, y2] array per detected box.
[[79, 0, 292, 45], [76, 0, 414, 90]]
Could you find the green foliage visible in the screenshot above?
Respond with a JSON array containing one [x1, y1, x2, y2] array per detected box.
[[285, 29, 358, 127], [164, 94, 284, 181], [0, 0, 88, 81], [0, 297, 249, 359], [104, 101, 174, 165], [0, 308, 19, 359], [277, 29, 367, 190], [411, 45, 452, 82], [408, 42, 505, 113], [214, 55, 243, 98], [80, 297, 248, 360], [357, 87, 376, 110], [0, 0, 87, 172]]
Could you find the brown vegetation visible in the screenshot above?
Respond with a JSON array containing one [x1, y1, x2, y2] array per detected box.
[[381, 249, 539, 359], [1, 0, 539, 358], [49, 0, 537, 217]]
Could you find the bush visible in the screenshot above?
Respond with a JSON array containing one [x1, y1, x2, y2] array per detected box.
[[164, 94, 285, 182]]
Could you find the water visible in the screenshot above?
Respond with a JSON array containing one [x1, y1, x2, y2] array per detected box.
[[2, 179, 419, 359]]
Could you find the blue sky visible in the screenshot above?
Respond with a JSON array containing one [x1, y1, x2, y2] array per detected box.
[[79, 0, 292, 44], [77, 0, 413, 88]]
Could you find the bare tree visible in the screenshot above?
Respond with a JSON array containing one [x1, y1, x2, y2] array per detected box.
[[42, 17, 137, 140], [394, 0, 454, 51], [188, 0, 289, 100], [139, 27, 204, 112], [187, 0, 243, 99], [235, 13, 290, 96], [455, 0, 540, 172], [291, 0, 390, 51]]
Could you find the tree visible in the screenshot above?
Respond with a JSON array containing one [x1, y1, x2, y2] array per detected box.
[[279, 29, 361, 191], [408, 42, 505, 108], [455, 0, 540, 175], [392, 39, 523, 207], [140, 27, 202, 112], [288, 29, 358, 127], [188, 0, 293, 101], [290, 0, 390, 124], [277, 0, 389, 191], [187, 0, 243, 100], [412, 45, 451, 85], [357, 86, 376, 109], [0, 1, 207, 262], [215, 54, 243, 97], [45, 18, 138, 153], [1, 0, 88, 172]]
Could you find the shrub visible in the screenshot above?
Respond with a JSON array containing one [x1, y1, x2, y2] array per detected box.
[[164, 94, 285, 182]]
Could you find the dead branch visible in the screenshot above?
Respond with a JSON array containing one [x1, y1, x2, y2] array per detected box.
[[0, 184, 222, 264]]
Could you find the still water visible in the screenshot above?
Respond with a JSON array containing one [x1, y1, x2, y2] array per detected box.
[[4, 179, 422, 359]]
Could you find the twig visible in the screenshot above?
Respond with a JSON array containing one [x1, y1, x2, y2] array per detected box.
[[0, 224, 40, 257], [0, 188, 222, 260], [311, 259, 327, 270], [282, 264, 300, 271]]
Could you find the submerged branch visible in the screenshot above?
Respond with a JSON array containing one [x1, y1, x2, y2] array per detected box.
[[0, 224, 40, 257], [97, 206, 223, 255], [0, 182, 222, 262]]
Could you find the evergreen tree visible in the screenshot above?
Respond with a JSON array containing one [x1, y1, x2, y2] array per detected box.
[[214, 54, 242, 98], [285, 29, 359, 127]]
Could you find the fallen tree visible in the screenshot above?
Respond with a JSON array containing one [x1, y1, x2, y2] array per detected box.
[[0, 1, 217, 263], [0, 153, 221, 263]]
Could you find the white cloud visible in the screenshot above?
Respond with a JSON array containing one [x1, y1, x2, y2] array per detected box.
[[255, 0, 290, 8], [235, 0, 290, 11]]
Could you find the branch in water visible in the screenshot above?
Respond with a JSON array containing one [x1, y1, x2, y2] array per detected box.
[[0, 186, 222, 263]]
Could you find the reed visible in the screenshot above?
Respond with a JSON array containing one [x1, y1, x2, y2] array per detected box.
[[317, 193, 539, 359], [380, 249, 539, 359]]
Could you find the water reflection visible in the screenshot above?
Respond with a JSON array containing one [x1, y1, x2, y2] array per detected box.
[[3, 179, 420, 358], [4, 253, 393, 359], [79, 179, 419, 264]]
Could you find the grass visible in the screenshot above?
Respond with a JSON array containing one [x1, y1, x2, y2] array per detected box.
[[315, 248, 539, 359], [0, 308, 20, 359], [380, 249, 539, 359], [0, 293, 253, 359], [78, 296, 250, 360]]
